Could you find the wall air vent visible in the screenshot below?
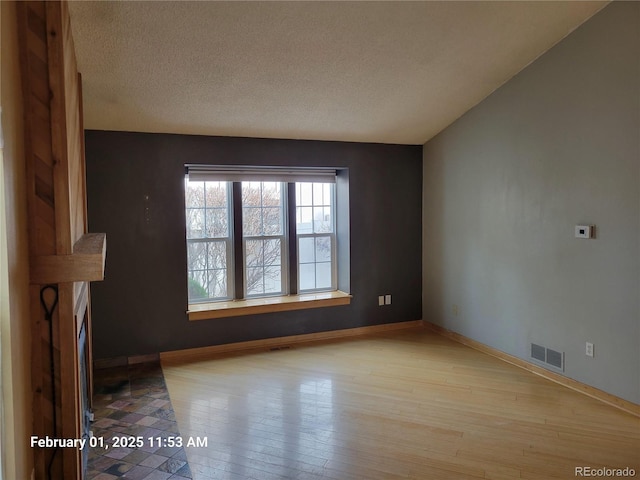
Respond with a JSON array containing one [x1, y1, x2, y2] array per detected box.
[[531, 343, 564, 371]]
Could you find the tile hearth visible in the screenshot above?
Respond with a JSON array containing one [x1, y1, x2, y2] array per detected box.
[[87, 361, 192, 480]]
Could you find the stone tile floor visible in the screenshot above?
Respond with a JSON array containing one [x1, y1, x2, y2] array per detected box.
[[87, 361, 192, 480]]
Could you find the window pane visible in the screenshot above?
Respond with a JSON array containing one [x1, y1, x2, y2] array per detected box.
[[323, 183, 332, 204], [185, 181, 205, 208], [245, 239, 263, 267], [316, 262, 332, 289], [299, 263, 315, 291], [187, 242, 207, 270], [205, 208, 228, 238], [315, 236, 331, 262], [261, 182, 281, 205], [242, 182, 262, 206], [299, 237, 314, 264], [185, 178, 232, 303], [313, 206, 332, 233], [262, 207, 282, 235], [188, 271, 208, 301], [243, 207, 262, 236], [242, 182, 284, 236], [297, 206, 313, 234], [245, 238, 283, 296], [207, 241, 227, 270], [263, 239, 282, 266], [186, 180, 230, 240], [207, 269, 228, 299], [186, 208, 205, 238], [263, 266, 282, 294], [296, 182, 336, 293], [297, 182, 333, 234], [313, 183, 324, 206], [246, 267, 264, 296], [205, 182, 228, 208], [297, 182, 312, 206], [187, 239, 229, 302]]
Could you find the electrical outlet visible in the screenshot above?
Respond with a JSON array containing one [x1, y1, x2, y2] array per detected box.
[[452, 304, 459, 316], [385, 294, 392, 305], [378, 295, 384, 306], [585, 342, 594, 357]]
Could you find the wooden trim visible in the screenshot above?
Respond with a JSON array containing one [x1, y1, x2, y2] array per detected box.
[[58, 282, 81, 480], [161, 320, 423, 364], [30, 232, 106, 283], [423, 320, 640, 418], [46, 0, 73, 257], [188, 290, 352, 321]]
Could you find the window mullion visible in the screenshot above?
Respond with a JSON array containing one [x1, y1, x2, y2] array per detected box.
[[287, 182, 298, 295], [232, 181, 244, 299]]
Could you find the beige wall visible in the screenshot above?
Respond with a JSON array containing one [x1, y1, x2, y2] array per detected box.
[[1, 1, 33, 479]]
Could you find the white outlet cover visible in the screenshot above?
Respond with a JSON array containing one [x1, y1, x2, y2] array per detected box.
[[586, 342, 594, 357], [378, 295, 385, 306], [385, 294, 392, 305]]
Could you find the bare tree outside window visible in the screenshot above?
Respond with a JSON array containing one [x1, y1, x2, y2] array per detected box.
[[242, 181, 285, 296], [185, 180, 230, 302]]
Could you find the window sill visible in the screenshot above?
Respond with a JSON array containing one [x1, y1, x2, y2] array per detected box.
[[187, 290, 352, 321]]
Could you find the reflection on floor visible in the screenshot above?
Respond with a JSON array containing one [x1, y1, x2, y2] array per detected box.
[[87, 362, 192, 480], [162, 329, 640, 479]]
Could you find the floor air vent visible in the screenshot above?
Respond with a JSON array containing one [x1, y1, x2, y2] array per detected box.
[[531, 343, 564, 371], [531, 343, 546, 362], [269, 346, 292, 351]]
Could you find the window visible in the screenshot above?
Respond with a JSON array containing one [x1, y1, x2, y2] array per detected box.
[[296, 183, 335, 292], [185, 180, 232, 302], [242, 181, 286, 297], [184, 166, 340, 306]]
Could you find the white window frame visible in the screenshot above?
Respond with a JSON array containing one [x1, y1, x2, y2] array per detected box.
[[185, 179, 234, 303], [241, 181, 288, 298], [296, 183, 337, 293], [184, 165, 341, 307]]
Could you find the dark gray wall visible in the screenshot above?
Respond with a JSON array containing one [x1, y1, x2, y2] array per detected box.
[[423, 2, 639, 403], [86, 132, 422, 359]]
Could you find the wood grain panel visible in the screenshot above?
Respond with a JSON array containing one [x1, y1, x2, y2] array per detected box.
[[18, 2, 97, 478], [45, 1, 72, 256]]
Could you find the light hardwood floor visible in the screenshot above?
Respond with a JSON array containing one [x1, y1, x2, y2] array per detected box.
[[162, 328, 639, 479]]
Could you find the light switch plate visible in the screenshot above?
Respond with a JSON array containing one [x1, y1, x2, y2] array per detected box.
[[575, 225, 594, 239]]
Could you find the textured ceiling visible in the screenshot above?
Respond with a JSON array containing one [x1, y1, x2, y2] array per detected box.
[[68, 1, 606, 145]]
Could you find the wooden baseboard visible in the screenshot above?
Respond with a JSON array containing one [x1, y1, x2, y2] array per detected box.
[[423, 320, 640, 418], [161, 320, 423, 364]]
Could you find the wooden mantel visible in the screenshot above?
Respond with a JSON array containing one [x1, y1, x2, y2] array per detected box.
[[30, 232, 106, 284]]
